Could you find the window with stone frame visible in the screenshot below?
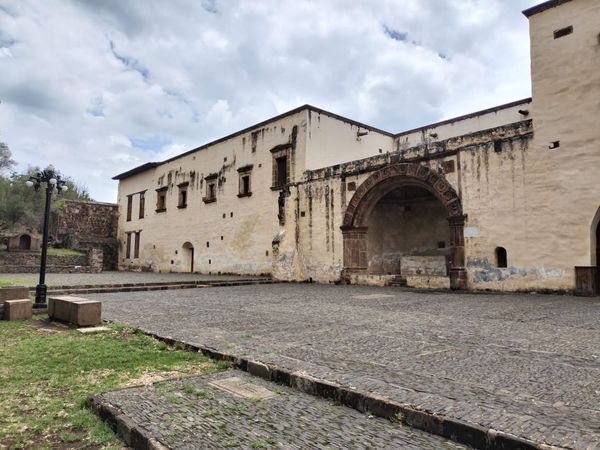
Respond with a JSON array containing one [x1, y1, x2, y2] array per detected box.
[[177, 182, 189, 208], [139, 191, 146, 219], [156, 187, 168, 212], [134, 231, 141, 258], [270, 144, 291, 190], [126, 195, 133, 221], [203, 173, 218, 203], [125, 232, 132, 259], [237, 164, 253, 197]]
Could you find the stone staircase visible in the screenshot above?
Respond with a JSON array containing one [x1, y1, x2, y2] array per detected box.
[[387, 275, 407, 287]]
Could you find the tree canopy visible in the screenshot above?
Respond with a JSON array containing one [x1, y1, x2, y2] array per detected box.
[[0, 144, 92, 235]]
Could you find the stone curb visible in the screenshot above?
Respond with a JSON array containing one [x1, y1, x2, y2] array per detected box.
[[135, 331, 562, 450], [86, 397, 169, 450]]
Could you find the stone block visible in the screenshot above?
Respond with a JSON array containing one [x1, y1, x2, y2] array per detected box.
[[0, 286, 30, 304], [48, 295, 102, 326], [401, 256, 447, 277], [4, 299, 32, 321], [405, 275, 450, 289]]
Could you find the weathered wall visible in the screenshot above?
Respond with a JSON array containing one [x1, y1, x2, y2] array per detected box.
[[366, 194, 449, 274], [51, 199, 118, 270], [117, 110, 308, 275]]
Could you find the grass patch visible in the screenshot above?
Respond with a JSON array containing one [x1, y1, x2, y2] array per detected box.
[[0, 277, 30, 287], [0, 316, 220, 449], [47, 248, 86, 256]]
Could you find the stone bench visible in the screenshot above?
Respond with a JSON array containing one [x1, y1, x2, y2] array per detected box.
[[0, 286, 31, 320], [4, 299, 33, 321], [48, 296, 102, 326]]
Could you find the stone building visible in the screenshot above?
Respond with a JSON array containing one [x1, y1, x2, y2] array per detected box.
[[113, 0, 600, 295]]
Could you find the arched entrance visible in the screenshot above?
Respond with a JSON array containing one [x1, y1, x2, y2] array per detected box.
[[182, 242, 194, 273], [592, 207, 600, 295], [19, 234, 32, 250], [341, 163, 466, 289]]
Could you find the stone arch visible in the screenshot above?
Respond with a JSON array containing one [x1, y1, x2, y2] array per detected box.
[[19, 234, 32, 250], [182, 241, 194, 273], [341, 163, 467, 289]]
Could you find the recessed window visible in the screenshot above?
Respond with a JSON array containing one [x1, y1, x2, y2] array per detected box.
[[494, 140, 502, 153], [126, 195, 133, 221], [139, 192, 145, 219], [495, 247, 508, 268], [237, 164, 253, 197], [553, 25, 573, 39], [134, 231, 141, 259], [177, 182, 188, 208], [125, 232, 132, 259], [270, 145, 291, 190], [156, 187, 168, 212], [203, 174, 218, 203]]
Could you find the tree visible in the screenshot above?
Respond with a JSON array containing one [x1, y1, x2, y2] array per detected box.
[[0, 143, 15, 173], [0, 165, 92, 235]]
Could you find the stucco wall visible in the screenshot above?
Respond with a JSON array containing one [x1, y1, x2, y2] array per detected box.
[[117, 110, 308, 275]]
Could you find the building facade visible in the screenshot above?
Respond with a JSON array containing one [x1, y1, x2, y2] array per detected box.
[[114, 0, 600, 294]]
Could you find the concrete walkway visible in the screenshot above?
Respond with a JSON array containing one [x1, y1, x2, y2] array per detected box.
[[93, 284, 600, 449]]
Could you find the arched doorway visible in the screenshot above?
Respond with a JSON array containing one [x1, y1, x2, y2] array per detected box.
[[593, 207, 600, 295], [19, 234, 32, 250], [182, 242, 194, 273], [341, 163, 466, 289]]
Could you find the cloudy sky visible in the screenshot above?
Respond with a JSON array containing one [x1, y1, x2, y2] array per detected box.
[[1, 0, 540, 202]]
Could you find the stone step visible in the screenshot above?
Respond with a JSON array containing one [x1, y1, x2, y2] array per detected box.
[[39, 279, 277, 295]]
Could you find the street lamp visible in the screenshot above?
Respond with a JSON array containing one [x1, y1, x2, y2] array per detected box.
[[26, 169, 69, 309]]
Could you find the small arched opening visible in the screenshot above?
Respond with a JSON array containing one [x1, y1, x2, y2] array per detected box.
[[19, 234, 32, 251], [495, 247, 508, 268], [182, 242, 194, 273]]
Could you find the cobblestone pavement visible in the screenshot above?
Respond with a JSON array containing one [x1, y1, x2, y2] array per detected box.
[[96, 369, 467, 449], [0, 271, 263, 287], [95, 284, 600, 449]]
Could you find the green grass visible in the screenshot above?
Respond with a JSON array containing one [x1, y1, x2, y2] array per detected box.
[[0, 316, 220, 449], [0, 277, 30, 287], [46, 248, 86, 257]]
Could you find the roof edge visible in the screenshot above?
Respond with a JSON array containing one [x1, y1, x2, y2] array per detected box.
[[395, 98, 532, 138], [523, 0, 573, 18]]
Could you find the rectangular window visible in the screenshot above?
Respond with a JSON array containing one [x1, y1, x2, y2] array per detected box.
[[276, 156, 287, 187], [126, 195, 133, 221], [178, 182, 188, 208], [134, 231, 141, 258], [139, 192, 145, 219], [156, 187, 168, 212], [203, 174, 218, 203], [553, 25, 573, 39], [125, 232, 132, 259], [237, 164, 253, 197]]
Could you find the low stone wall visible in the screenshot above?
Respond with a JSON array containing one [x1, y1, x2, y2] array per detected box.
[[0, 250, 102, 273]]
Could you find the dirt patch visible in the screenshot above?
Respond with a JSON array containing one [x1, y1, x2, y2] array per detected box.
[[33, 319, 71, 332], [0, 430, 107, 450], [122, 361, 216, 388]]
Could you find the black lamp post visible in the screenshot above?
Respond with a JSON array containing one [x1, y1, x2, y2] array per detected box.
[[26, 169, 68, 309]]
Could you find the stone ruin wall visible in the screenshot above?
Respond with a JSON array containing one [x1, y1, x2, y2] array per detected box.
[[51, 200, 119, 270]]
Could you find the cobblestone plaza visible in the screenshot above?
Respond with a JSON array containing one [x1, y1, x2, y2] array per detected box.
[[94, 284, 600, 448]]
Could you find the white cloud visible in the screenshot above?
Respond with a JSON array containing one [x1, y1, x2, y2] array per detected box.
[[0, 0, 541, 201]]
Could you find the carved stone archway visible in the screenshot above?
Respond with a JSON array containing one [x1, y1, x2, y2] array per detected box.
[[341, 163, 467, 289]]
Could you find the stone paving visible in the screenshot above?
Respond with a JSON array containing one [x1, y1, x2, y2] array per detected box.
[[0, 271, 263, 287], [95, 369, 467, 449], [94, 284, 600, 449]]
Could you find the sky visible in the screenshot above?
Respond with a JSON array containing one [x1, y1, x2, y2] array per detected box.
[[0, 0, 541, 202]]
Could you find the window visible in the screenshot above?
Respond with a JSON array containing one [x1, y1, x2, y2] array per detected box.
[[495, 247, 508, 268], [237, 164, 253, 197], [203, 174, 218, 203], [125, 232, 132, 259], [276, 156, 288, 187], [126, 195, 133, 221], [270, 144, 291, 190], [553, 25, 573, 39], [156, 187, 168, 212], [139, 192, 145, 219], [134, 231, 141, 258], [178, 182, 189, 208]]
